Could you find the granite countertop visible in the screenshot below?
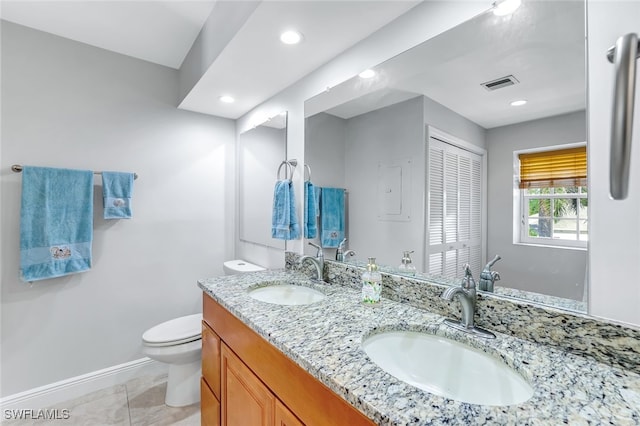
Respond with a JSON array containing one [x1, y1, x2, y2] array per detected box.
[[198, 270, 640, 425]]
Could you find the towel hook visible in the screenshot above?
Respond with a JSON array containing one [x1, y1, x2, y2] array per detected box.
[[304, 164, 312, 182], [276, 161, 291, 180]]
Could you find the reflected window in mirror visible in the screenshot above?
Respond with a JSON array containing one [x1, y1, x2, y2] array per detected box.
[[516, 144, 587, 249]]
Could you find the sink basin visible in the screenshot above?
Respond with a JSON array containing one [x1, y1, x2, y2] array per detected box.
[[362, 331, 533, 406], [248, 284, 325, 306]]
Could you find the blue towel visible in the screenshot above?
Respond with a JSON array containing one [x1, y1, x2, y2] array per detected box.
[[20, 166, 94, 282], [304, 181, 317, 238], [102, 171, 134, 219], [272, 180, 300, 240], [320, 187, 345, 248]]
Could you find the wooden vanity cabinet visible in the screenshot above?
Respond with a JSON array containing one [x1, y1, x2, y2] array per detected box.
[[275, 400, 304, 426], [202, 320, 221, 425], [202, 293, 375, 426]]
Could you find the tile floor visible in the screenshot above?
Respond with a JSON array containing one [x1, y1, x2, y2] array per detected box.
[[3, 374, 200, 425]]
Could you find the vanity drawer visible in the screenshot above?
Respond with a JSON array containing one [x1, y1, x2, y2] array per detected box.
[[202, 320, 221, 399], [201, 378, 221, 426]]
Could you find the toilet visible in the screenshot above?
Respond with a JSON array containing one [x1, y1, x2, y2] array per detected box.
[[223, 259, 266, 275], [142, 259, 265, 407], [142, 313, 202, 407]]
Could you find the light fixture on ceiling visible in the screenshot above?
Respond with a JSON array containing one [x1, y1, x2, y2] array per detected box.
[[219, 95, 235, 103], [492, 0, 522, 16], [280, 30, 303, 45], [358, 69, 376, 79], [510, 99, 527, 106]]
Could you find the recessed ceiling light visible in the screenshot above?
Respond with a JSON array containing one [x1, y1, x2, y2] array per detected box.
[[492, 0, 522, 16], [280, 30, 303, 45], [219, 95, 235, 103], [358, 69, 376, 79], [510, 99, 527, 106]]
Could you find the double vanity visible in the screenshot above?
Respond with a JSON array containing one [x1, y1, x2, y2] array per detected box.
[[198, 258, 640, 425]]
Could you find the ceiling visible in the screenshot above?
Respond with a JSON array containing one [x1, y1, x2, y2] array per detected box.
[[309, 0, 586, 129], [0, 0, 420, 119]]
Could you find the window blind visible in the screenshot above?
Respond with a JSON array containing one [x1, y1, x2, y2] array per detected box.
[[519, 146, 587, 189]]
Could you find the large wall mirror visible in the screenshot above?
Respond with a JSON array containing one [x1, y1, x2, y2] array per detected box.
[[304, 1, 587, 312], [239, 112, 288, 249]]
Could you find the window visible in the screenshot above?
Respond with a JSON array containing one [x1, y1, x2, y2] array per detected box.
[[517, 146, 587, 248]]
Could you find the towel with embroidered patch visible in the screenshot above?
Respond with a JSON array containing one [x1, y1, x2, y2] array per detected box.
[[319, 187, 345, 248], [20, 166, 94, 282], [102, 171, 134, 219]]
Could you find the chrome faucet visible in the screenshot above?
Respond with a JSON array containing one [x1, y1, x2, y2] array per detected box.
[[299, 242, 324, 281], [342, 250, 356, 261], [440, 264, 495, 339], [335, 239, 356, 262], [335, 238, 348, 261], [478, 255, 502, 292]]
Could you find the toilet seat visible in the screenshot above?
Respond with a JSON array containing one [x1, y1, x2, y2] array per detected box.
[[143, 313, 202, 347]]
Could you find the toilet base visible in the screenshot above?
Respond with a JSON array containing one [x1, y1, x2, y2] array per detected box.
[[165, 359, 201, 407]]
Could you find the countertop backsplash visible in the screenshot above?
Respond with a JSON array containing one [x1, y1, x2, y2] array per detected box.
[[286, 252, 640, 374]]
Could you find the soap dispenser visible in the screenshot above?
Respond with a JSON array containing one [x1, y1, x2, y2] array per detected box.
[[398, 250, 416, 276], [361, 257, 382, 304]]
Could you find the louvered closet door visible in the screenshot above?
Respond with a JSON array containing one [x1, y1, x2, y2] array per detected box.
[[428, 138, 482, 279]]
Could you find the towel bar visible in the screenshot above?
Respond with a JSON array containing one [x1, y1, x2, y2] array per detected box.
[[11, 164, 138, 180]]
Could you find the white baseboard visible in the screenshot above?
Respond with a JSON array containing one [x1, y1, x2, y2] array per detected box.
[[0, 357, 168, 411]]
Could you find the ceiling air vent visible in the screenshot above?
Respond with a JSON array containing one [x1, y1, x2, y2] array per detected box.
[[481, 75, 519, 91]]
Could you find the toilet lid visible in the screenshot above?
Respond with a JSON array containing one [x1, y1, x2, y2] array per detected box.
[[142, 313, 202, 345]]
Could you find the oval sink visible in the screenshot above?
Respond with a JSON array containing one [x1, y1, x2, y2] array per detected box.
[[362, 331, 533, 406], [248, 284, 325, 306]]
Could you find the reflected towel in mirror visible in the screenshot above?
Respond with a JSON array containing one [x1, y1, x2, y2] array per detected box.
[[319, 187, 345, 248], [272, 179, 300, 240], [304, 181, 317, 238]]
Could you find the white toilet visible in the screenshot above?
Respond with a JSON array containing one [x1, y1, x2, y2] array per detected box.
[[142, 259, 265, 407], [142, 313, 203, 407], [223, 259, 266, 275]]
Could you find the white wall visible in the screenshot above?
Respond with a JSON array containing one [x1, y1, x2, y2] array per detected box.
[[0, 22, 235, 396], [587, 0, 640, 326], [238, 125, 286, 250], [486, 111, 587, 300], [236, 1, 489, 264]]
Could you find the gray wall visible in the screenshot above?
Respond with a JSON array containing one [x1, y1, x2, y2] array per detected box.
[[0, 22, 235, 396], [304, 96, 487, 269], [486, 111, 587, 300], [344, 97, 425, 269], [423, 96, 487, 150]]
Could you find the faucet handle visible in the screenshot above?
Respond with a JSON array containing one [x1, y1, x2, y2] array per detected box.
[[338, 238, 347, 251], [463, 264, 473, 277], [308, 242, 322, 257], [462, 264, 476, 289]]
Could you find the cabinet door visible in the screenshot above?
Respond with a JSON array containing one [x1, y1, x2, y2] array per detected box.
[[201, 378, 220, 426], [221, 343, 275, 426], [202, 320, 221, 399], [427, 137, 483, 278], [275, 400, 304, 426]]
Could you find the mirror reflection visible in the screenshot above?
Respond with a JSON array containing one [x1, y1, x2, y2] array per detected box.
[[239, 112, 288, 249], [304, 1, 587, 311]]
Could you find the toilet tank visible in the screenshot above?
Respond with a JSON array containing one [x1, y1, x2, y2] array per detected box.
[[223, 260, 266, 275]]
